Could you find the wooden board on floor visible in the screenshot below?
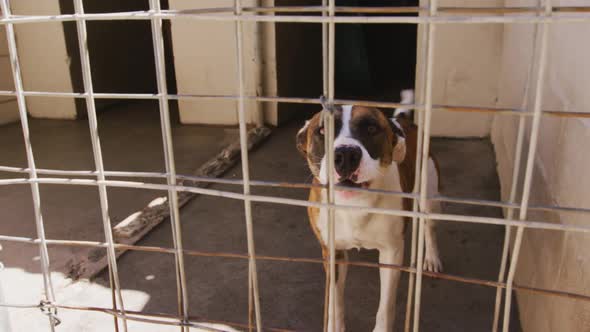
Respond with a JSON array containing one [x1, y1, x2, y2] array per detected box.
[[66, 127, 272, 280]]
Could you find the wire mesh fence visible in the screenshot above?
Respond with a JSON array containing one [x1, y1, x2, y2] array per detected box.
[[0, 1, 589, 332]]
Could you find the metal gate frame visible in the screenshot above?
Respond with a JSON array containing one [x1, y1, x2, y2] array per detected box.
[[0, 1, 589, 332]]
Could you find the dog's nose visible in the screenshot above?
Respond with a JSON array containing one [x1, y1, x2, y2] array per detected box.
[[334, 146, 362, 179]]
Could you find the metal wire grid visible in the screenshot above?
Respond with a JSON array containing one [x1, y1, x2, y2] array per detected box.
[[0, 1, 588, 332]]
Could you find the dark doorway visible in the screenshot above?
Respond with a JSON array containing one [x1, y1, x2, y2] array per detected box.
[[275, 0, 418, 122], [59, 0, 177, 118]]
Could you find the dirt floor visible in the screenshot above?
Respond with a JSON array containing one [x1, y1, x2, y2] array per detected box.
[[0, 101, 521, 331]]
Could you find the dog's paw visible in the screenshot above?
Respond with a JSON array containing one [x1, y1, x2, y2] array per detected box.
[[423, 254, 443, 273]]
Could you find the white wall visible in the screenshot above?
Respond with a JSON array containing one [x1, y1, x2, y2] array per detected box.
[[6, 0, 501, 129], [11, 1, 77, 120], [169, 0, 276, 126], [0, 23, 19, 125], [492, 1, 590, 331], [417, 0, 504, 137]]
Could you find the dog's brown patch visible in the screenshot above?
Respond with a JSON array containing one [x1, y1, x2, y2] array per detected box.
[[297, 106, 439, 226], [296, 113, 325, 178], [307, 178, 325, 249], [350, 106, 398, 166], [395, 117, 442, 223]]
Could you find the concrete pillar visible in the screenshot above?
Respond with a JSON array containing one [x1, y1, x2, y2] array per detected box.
[[11, 1, 77, 120], [168, 0, 277, 126], [416, 0, 504, 137], [0, 23, 19, 125]]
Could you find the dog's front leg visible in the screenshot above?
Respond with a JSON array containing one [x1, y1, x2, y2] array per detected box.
[[423, 195, 443, 273], [424, 160, 443, 272], [325, 250, 348, 332], [424, 218, 443, 272], [374, 240, 404, 332]]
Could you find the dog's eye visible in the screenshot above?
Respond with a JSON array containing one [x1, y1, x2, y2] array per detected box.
[[367, 125, 379, 135]]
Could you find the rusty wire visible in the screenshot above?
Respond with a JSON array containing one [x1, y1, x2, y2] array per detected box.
[[0, 90, 588, 118], [1, 236, 588, 305], [1, 167, 590, 217], [1, 2, 590, 331], [0, 301, 293, 332]]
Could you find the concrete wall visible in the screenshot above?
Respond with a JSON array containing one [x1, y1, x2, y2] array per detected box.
[[65, 0, 169, 113], [492, 1, 590, 331], [11, 1, 77, 119], [0, 21, 19, 125], [169, 0, 275, 126], [5, 0, 173, 121], [416, 0, 504, 137], [5, 0, 277, 125], [5, 0, 503, 129]]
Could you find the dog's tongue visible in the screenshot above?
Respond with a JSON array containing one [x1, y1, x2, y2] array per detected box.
[[338, 190, 359, 199], [336, 180, 369, 199]]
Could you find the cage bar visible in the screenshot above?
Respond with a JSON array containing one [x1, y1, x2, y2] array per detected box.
[[2, 176, 590, 235], [412, 0, 438, 330], [1, 232, 590, 304], [501, 1, 553, 331], [71, 0, 130, 330], [0, 9, 590, 25], [491, 1, 543, 329], [0, 1, 589, 331], [233, 0, 263, 330], [320, 0, 329, 329], [146, 0, 191, 330], [324, 0, 337, 330], [404, 0, 430, 330], [2, 166, 590, 216], [0, 89, 589, 119], [0, 0, 57, 330]]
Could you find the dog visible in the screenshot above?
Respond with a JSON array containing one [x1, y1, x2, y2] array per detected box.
[[296, 90, 442, 331]]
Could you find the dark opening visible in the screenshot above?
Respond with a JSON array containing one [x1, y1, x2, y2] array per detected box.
[[59, 0, 177, 119], [275, 0, 418, 122]]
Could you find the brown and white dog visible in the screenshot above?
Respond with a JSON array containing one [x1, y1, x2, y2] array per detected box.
[[296, 90, 442, 332]]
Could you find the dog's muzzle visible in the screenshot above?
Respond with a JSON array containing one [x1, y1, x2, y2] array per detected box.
[[334, 145, 362, 181]]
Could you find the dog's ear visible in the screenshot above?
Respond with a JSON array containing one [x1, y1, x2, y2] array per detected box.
[[390, 118, 407, 163], [296, 120, 310, 157], [393, 137, 406, 163]]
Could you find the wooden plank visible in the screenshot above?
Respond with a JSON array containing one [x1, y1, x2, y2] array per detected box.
[[66, 126, 272, 280]]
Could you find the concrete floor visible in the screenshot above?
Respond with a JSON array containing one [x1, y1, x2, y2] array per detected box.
[[0, 101, 521, 331]]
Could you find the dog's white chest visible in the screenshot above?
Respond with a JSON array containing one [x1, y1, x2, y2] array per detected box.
[[317, 191, 405, 251], [318, 165, 404, 250]]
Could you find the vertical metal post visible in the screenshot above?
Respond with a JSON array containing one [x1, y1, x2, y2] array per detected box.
[[147, 1, 191, 331], [0, 1, 56, 330], [72, 1, 129, 330], [234, 1, 263, 330], [413, 0, 438, 331], [491, 3, 542, 330], [404, 0, 429, 330], [325, 1, 337, 331], [321, 2, 331, 331], [502, 1, 552, 331]]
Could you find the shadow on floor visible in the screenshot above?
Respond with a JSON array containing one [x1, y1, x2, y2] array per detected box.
[[0, 104, 522, 331], [99, 120, 521, 331]]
